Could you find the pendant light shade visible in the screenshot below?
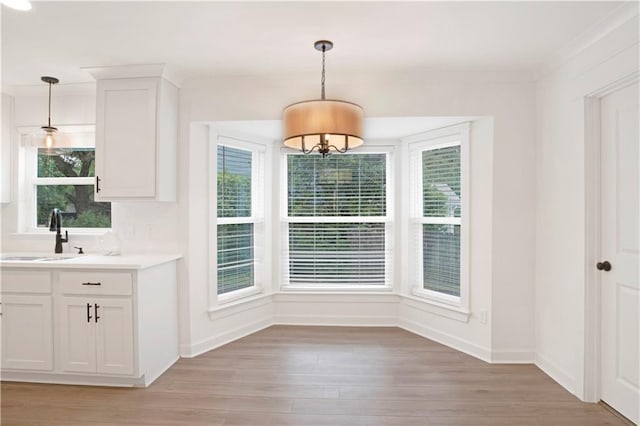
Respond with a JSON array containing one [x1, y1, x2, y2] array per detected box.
[[283, 99, 364, 151], [283, 40, 364, 157]]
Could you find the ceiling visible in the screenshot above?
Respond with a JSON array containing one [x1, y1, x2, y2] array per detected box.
[[1, 1, 623, 89]]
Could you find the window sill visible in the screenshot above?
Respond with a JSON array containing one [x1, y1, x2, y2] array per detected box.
[[401, 292, 471, 323], [208, 290, 272, 321], [9, 229, 112, 239], [216, 286, 263, 305], [280, 285, 393, 293], [207, 287, 271, 320]]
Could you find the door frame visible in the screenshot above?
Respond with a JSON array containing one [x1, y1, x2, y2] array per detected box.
[[583, 71, 639, 402]]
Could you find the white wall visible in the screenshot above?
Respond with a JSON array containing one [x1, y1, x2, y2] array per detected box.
[[535, 7, 639, 398], [179, 70, 536, 360], [1, 93, 13, 204]]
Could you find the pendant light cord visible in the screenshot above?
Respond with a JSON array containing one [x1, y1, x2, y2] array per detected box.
[[321, 44, 326, 100], [47, 81, 52, 128]]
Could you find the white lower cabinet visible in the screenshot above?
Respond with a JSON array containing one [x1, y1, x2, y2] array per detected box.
[[1, 294, 53, 371], [1, 261, 178, 387], [59, 296, 134, 375]]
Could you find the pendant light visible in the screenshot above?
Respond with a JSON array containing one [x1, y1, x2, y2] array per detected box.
[[32, 76, 73, 155], [41, 76, 59, 149], [283, 40, 364, 158]]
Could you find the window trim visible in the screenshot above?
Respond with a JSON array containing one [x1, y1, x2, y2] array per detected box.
[[210, 134, 266, 305], [406, 123, 470, 312], [19, 125, 111, 234], [280, 144, 394, 290]]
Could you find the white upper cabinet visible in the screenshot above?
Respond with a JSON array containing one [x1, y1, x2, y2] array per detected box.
[[90, 65, 178, 201]]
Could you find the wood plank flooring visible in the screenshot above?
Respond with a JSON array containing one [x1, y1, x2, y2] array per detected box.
[[1, 326, 630, 425]]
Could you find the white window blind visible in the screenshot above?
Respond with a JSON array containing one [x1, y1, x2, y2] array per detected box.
[[216, 144, 254, 295], [288, 223, 386, 285], [422, 145, 461, 296], [217, 223, 254, 295], [284, 153, 390, 287]]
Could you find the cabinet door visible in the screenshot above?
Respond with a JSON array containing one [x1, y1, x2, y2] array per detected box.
[[1, 295, 53, 370], [95, 78, 158, 200], [95, 298, 134, 375], [59, 296, 96, 373]]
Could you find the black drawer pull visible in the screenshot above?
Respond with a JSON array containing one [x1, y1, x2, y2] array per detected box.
[[82, 282, 102, 286]]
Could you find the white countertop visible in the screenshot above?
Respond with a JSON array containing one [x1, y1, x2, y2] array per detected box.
[[0, 253, 182, 270]]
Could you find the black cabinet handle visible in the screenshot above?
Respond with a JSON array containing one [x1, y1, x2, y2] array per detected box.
[[95, 304, 100, 323], [82, 282, 101, 286], [596, 261, 612, 271], [96, 176, 101, 193], [86, 303, 93, 323]]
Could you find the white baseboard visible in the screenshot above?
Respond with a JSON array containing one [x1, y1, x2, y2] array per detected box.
[[490, 350, 535, 364], [180, 317, 273, 358], [399, 318, 492, 363], [534, 352, 576, 395], [0, 371, 144, 387]]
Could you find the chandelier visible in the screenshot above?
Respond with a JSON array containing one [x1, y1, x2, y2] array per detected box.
[[283, 40, 364, 158]]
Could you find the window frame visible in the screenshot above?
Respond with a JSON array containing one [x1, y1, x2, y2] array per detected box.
[[19, 125, 111, 234], [211, 135, 266, 305], [280, 144, 394, 291], [407, 123, 470, 311]]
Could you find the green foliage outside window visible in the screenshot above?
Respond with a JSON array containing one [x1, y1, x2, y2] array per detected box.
[[288, 154, 386, 217]]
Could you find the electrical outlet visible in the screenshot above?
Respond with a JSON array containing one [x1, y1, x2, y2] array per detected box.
[[479, 310, 488, 324]]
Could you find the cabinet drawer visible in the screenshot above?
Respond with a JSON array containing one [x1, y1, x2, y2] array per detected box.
[[1, 270, 52, 294], [59, 272, 133, 296]]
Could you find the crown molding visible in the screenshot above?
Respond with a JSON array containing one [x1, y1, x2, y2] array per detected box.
[[534, 2, 639, 81], [82, 63, 183, 88]]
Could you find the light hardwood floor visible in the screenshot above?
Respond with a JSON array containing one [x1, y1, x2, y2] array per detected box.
[[1, 326, 630, 425]]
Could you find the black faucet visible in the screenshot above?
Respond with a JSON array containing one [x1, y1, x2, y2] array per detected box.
[[49, 208, 68, 254]]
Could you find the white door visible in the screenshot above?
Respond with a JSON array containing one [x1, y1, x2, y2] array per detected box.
[[600, 82, 639, 424], [95, 298, 134, 375], [1, 295, 53, 371], [59, 296, 96, 373]]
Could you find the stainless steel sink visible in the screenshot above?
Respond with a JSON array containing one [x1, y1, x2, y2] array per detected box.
[[1, 255, 76, 262], [38, 256, 76, 261], [1, 256, 47, 261]]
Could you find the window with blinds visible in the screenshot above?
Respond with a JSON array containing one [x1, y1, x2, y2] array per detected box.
[[284, 153, 390, 287], [216, 144, 254, 295], [422, 145, 461, 296]]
